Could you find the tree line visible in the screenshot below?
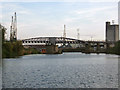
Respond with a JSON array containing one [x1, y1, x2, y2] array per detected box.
[[1, 24, 39, 58]]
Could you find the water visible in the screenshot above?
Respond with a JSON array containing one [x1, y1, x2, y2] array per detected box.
[[2, 53, 119, 88]]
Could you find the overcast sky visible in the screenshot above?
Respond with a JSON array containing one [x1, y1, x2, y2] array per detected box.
[[0, 0, 119, 41]]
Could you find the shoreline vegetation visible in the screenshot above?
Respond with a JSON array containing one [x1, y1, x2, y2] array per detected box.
[[106, 41, 120, 55], [1, 24, 41, 59], [1, 24, 120, 59], [2, 41, 41, 58]]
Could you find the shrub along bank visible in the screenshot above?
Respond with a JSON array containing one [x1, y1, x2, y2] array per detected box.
[[2, 41, 40, 58], [106, 41, 120, 55]]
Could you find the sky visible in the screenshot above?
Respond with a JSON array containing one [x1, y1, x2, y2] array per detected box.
[[0, 0, 119, 41]]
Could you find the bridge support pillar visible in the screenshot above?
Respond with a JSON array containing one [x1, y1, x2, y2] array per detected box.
[[97, 43, 100, 52]]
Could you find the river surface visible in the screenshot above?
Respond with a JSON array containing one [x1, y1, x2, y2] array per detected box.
[[2, 53, 119, 88]]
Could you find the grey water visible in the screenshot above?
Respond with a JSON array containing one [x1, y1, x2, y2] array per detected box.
[[2, 53, 119, 88]]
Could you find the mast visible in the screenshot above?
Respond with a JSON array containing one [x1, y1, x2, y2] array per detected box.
[[10, 16, 13, 41], [77, 29, 80, 40], [10, 12, 17, 41], [63, 24, 66, 38]]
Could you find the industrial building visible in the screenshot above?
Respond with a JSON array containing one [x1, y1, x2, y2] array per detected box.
[[106, 22, 119, 42]]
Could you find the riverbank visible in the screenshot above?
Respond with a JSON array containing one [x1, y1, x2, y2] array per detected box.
[[2, 41, 120, 59], [2, 41, 41, 59], [62, 48, 106, 54]]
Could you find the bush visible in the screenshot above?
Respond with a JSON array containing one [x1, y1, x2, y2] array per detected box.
[[2, 41, 24, 58], [107, 41, 120, 55]]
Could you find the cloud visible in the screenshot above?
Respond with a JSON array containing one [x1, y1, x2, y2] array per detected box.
[[18, 11, 31, 15], [1, 3, 33, 40], [1, 3, 31, 16], [59, 5, 118, 40], [0, 5, 2, 9], [74, 6, 117, 15], [64, 5, 117, 24]]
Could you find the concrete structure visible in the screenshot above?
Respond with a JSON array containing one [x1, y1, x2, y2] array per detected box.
[[118, 1, 120, 39], [106, 22, 119, 42]]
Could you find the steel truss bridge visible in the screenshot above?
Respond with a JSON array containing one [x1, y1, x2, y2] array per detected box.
[[22, 37, 85, 45], [22, 37, 107, 48]]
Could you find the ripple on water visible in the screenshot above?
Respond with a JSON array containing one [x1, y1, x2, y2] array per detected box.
[[2, 53, 118, 88]]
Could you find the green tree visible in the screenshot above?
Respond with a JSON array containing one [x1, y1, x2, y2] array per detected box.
[[0, 24, 6, 43], [114, 41, 120, 55], [12, 41, 24, 56], [107, 41, 120, 55], [2, 42, 13, 58]]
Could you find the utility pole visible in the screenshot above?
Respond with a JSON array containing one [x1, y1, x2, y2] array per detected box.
[[63, 24, 66, 38], [77, 29, 80, 40], [10, 16, 13, 41], [14, 12, 17, 40], [91, 36, 93, 41], [63, 24, 66, 46]]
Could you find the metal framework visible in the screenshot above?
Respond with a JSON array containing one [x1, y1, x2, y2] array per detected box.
[[22, 37, 86, 45], [10, 12, 17, 41], [22, 37, 110, 51], [22, 37, 107, 46]]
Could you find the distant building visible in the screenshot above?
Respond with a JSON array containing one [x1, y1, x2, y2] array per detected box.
[[106, 22, 119, 42], [118, 1, 120, 39]]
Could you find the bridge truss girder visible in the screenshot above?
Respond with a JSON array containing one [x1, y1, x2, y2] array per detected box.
[[22, 37, 86, 45]]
